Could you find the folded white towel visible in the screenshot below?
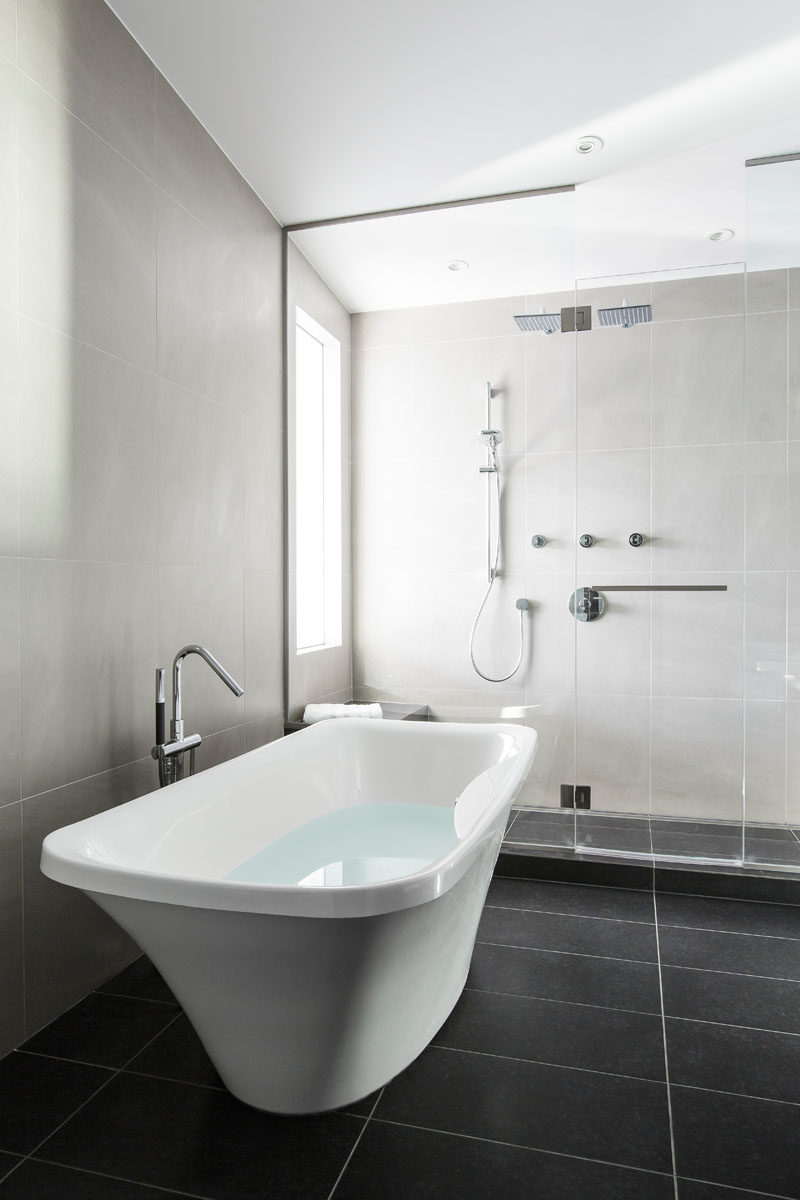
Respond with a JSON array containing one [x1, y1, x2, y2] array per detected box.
[[303, 703, 383, 724]]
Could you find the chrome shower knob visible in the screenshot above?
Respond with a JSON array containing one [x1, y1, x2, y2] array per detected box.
[[530, 534, 547, 548], [579, 533, 594, 548], [629, 532, 645, 547]]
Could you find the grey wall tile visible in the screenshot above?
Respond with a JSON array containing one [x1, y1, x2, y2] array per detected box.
[[745, 573, 788, 702], [244, 568, 282, 724], [747, 311, 788, 442], [652, 444, 744, 572], [197, 724, 246, 772], [744, 700, 786, 826], [19, 76, 156, 368], [18, 0, 155, 174], [651, 574, 743, 700], [0, 307, 19, 558], [157, 379, 244, 568], [525, 327, 575, 453], [155, 71, 242, 242], [746, 269, 787, 314], [0, 557, 21, 807], [155, 191, 240, 404], [524, 452, 575, 573], [789, 311, 800, 440], [157, 565, 245, 737], [790, 269, 800, 311], [652, 316, 744, 447], [244, 417, 283, 570], [22, 760, 151, 1035], [0, 55, 17, 313], [411, 336, 525, 458], [576, 695, 650, 814], [412, 296, 524, 344], [789, 443, 800, 572], [20, 319, 157, 562], [652, 272, 744, 322], [745, 441, 787, 572], [0, 802, 23, 1055], [576, 323, 651, 451], [238, 181, 281, 286], [236, 259, 282, 425], [351, 345, 412, 463], [575, 572, 651, 698], [20, 560, 157, 796], [0, 0, 15, 61], [651, 698, 743, 821], [576, 448, 651, 572], [245, 713, 284, 752], [351, 308, 413, 350]]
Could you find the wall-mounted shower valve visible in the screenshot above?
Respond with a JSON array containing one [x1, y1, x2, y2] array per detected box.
[[628, 532, 645, 547], [531, 534, 547, 548], [579, 534, 594, 548]]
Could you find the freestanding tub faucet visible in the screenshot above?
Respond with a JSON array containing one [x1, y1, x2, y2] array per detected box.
[[152, 644, 244, 787]]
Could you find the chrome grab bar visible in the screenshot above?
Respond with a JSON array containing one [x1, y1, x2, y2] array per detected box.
[[591, 584, 727, 592]]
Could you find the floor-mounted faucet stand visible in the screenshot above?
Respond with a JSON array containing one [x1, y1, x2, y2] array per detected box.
[[151, 645, 244, 787]]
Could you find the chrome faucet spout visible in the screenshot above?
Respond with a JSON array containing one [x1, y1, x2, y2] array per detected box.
[[170, 644, 245, 741]]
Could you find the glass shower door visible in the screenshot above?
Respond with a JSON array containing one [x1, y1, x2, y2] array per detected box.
[[572, 266, 747, 864]]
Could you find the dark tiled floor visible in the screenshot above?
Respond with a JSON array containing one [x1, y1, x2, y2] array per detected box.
[[504, 807, 800, 869], [3, 874, 800, 1198]]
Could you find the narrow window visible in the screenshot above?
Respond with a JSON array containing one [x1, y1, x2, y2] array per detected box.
[[295, 307, 342, 652]]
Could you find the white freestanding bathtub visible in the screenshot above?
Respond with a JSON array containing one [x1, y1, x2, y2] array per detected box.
[[41, 719, 537, 1114]]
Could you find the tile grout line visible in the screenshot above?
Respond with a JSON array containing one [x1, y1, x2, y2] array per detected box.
[[653, 887, 680, 1200], [326, 1087, 384, 1200], [0, 1008, 185, 1188], [18, 1156, 214, 1200]]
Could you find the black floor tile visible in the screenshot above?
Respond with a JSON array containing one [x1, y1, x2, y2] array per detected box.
[[21, 993, 179, 1070], [576, 827, 653, 855], [659, 925, 800, 981], [0, 1159, 196, 1198], [375, 1045, 672, 1173], [96, 957, 176, 1005], [745, 840, 800, 867], [671, 1084, 800, 1197], [651, 832, 743, 861], [37, 1071, 365, 1200], [657, 893, 800, 940], [478, 905, 658, 962], [0, 1053, 112, 1155], [0, 1155, 21, 1183], [434, 988, 666, 1081], [486, 877, 656, 922], [504, 816, 574, 847], [666, 1017, 800, 1104], [661, 964, 800, 1034], [469, 943, 662, 1014], [124, 1013, 222, 1089], [678, 1180, 782, 1199], [654, 868, 800, 906], [335, 1121, 675, 1200], [497, 851, 654, 890]]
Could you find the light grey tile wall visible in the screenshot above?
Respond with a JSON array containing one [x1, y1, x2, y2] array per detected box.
[[352, 269, 790, 832], [0, 1, 285, 1054]]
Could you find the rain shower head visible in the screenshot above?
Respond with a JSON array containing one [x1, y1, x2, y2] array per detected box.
[[513, 312, 561, 334], [597, 303, 652, 328]]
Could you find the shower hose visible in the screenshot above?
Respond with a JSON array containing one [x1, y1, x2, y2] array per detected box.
[[469, 459, 528, 682]]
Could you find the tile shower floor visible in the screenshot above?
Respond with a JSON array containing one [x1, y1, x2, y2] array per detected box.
[[505, 807, 800, 868], [2, 873, 800, 1198]]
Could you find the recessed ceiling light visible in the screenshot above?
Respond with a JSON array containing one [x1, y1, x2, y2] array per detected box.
[[448, 260, 469, 271], [706, 228, 735, 242], [574, 135, 604, 155]]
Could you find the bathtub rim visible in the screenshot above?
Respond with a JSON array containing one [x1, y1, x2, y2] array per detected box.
[[41, 720, 537, 919]]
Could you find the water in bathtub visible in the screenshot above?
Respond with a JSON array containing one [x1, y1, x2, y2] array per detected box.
[[224, 803, 457, 887]]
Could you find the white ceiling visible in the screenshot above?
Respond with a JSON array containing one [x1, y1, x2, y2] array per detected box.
[[107, 0, 800, 310]]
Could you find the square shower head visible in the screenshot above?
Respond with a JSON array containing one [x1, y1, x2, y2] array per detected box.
[[597, 303, 652, 327], [513, 312, 562, 333]]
